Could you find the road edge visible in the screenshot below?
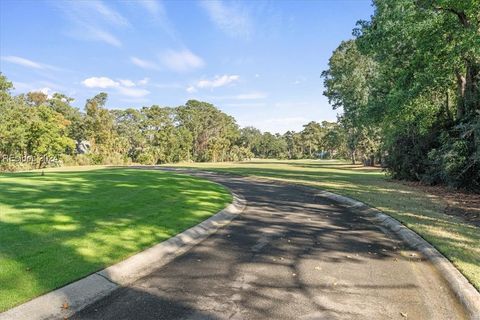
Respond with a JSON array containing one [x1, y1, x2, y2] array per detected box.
[[164, 169, 480, 319], [0, 189, 246, 320], [162, 168, 480, 319], [305, 186, 480, 320]]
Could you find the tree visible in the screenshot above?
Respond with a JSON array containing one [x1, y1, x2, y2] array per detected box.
[[27, 105, 75, 167], [113, 108, 146, 161], [48, 93, 85, 144], [301, 121, 324, 158], [238, 126, 262, 157], [176, 100, 239, 162], [322, 40, 380, 164], [322, 0, 480, 187], [26, 91, 48, 107], [84, 93, 120, 158]]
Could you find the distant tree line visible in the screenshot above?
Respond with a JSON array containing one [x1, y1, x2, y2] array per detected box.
[[322, 0, 479, 190], [0, 73, 350, 171]]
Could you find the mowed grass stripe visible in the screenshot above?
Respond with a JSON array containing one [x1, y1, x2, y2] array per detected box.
[[0, 168, 232, 311]]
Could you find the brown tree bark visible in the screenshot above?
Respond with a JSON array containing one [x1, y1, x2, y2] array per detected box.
[[456, 71, 466, 119], [456, 63, 480, 120], [464, 62, 480, 115]]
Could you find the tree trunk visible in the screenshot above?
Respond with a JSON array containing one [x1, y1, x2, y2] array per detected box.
[[351, 151, 356, 165], [456, 71, 466, 119], [444, 90, 453, 122], [464, 62, 480, 116], [456, 63, 480, 120]]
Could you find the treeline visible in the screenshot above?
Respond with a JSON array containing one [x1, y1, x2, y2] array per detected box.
[[0, 74, 350, 171], [322, 0, 480, 190]]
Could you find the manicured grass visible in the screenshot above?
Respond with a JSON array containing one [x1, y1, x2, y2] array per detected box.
[[0, 168, 231, 311], [170, 159, 480, 291]]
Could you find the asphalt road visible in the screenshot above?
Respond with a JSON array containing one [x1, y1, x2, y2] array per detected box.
[[73, 171, 467, 320]]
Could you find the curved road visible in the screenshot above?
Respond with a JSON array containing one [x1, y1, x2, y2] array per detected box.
[[74, 170, 467, 320]]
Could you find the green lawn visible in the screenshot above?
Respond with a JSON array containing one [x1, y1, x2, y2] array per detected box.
[[0, 168, 231, 311], [169, 159, 480, 292]]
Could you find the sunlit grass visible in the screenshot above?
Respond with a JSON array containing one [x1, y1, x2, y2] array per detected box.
[[170, 159, 480, 291], [0, 168, 231, 311]]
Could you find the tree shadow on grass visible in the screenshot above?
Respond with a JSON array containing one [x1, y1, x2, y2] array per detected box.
[[0, 168, 231, 311]]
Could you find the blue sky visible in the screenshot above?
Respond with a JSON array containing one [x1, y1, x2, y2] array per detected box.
[[0, 0, 372, 133]]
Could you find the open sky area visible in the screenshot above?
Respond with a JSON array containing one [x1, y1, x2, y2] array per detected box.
[[0, 0, 373, 133]]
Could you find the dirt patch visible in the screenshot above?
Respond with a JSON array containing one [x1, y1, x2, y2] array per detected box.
[[400, 181, 480, 227]]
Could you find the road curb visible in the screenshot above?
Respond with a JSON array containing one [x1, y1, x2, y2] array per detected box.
[[163, 170, 480, 319], [306, 187, 480, 320], [0, 191, 246, 320], [208, 172, 480, 319]]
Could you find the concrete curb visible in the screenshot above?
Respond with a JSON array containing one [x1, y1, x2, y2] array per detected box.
[[303, 186, 480, 320], [189, 170, 480, 319], [0, 191, 246, 320]]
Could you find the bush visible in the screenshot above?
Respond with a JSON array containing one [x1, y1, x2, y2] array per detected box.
[[424, 124, 480, 190], [384, 127, 438, 181], [386, 117, 480, 191]]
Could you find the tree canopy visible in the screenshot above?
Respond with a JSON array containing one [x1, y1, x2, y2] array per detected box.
[[0, 73, 349, 170], [322, 0, 480, 189]]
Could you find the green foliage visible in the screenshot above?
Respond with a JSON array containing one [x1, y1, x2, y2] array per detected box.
[[322, 40, 381, 164], [176, 100, 238, 162], [0, 90, 74, 169], [323, 0, 480, 189], [0, 73, 368, 172]]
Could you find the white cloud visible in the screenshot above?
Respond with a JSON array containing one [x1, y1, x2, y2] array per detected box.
[[117, 86, 150, 98], [10, 80, 68, 96], [186, 86, 197, 93], [196, 74, 239, 89], [119, 79, 136, 87], [138, 78, 150, 85], [130, 56, 160, 70], [82, 77, 120, 88], [81, 76, 150, 98], [85, 26, 122, 47], [136, 0, 177, 40], [88, 1, 129, 27], [36, 87, 54, 99], [199, 0, 253, 39], [160, 49, 205, 72], [2, 56, 43, 69], [1, 56, 53, 70], [54, 1, 128, 46]]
